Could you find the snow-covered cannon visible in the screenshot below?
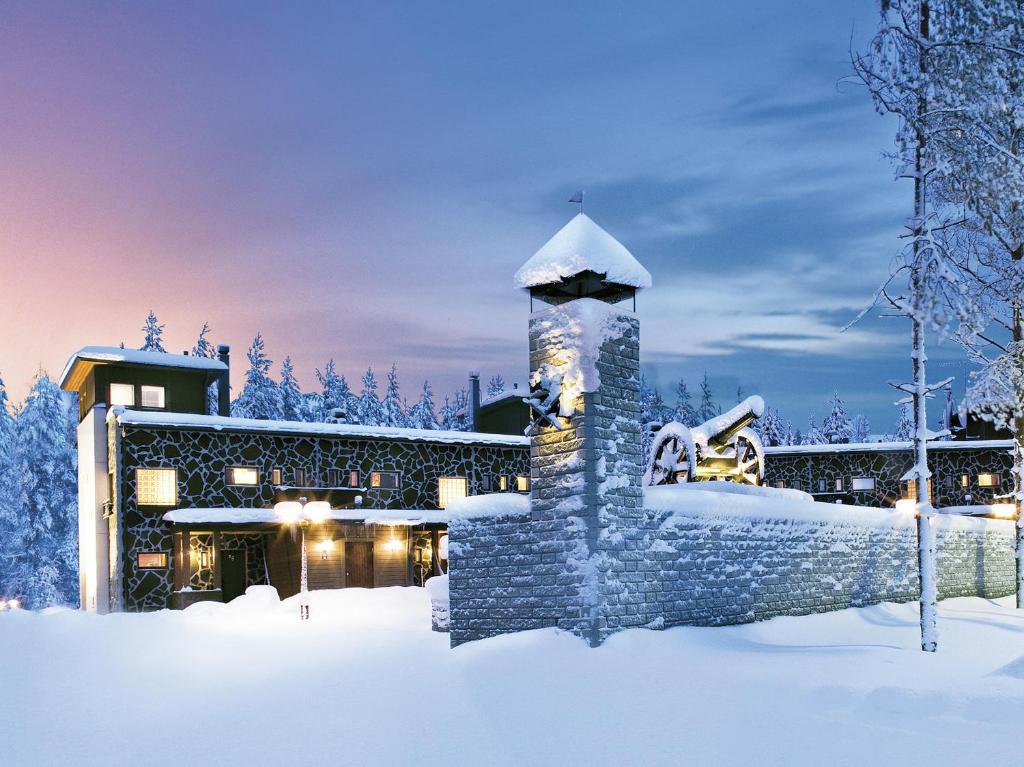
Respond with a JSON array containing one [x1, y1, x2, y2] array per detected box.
[[644, 396, 765, 486]]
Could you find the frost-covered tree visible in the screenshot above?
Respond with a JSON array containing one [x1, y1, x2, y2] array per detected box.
[[486, 374, 507, 399], [192, 322, 219, 415], [892, 404, 914, 441], [358, 368, 385, 427], [279, 356, 303, 422], [822, 393, 853, 445], [803, 415, 825, 446], [6, 373, 78, 608], [851, 413, 871, 443], [408, 381, 438, 430], [757, 407, 787, 447], [381, 364, 407, 428], [673, 378, 698, 426], [852, 0, 991, 651], [697, 372, 719, 423], [140, 311, 166, 353], [437, 395, 457, 431], [316, 360, 352, 423], [0, 372, 18, 596], [300, 391, 325, 423], [231, 334, 281, 420], [451, 388, 471, 431]]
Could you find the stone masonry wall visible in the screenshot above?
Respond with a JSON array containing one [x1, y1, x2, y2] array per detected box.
[[448, 506, 1015, 645]]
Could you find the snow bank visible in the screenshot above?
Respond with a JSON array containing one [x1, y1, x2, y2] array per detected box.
[[112, 407, 529, 447], [671, 481, 813, 504], [446, 493, 530, 520], [645, 485, 912, 530], [764, 439, 1013, 455], [163, 507, 451, 526], [514, 213, 652, 289]]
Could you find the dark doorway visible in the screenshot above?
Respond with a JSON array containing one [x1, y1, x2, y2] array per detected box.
[[345, 542, 374, 588], [221, 550, 246, 602]]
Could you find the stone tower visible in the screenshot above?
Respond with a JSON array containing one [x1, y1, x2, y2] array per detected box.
[[514, 213, 652, 645]]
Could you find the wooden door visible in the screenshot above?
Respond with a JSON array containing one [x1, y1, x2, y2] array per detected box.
[[221, 550, 246, 602], [345, 542, 374, 588]]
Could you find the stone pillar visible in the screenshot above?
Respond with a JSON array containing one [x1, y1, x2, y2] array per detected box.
[[527, 297, 643, 645]]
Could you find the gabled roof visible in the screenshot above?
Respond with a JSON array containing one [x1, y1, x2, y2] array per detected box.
[[514, 213, 652, 290], [59, 346, 226, 391]]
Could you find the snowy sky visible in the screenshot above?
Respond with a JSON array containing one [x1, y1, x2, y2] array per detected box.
[[0, 1, 973, 431]]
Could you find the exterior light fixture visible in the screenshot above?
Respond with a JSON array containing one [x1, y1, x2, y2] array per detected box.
[[318, 539, 334, 560], [990, 502, 1017, 519], [273, 497, 333, 620]]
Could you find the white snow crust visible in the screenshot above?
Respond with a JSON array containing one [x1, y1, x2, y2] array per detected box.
[[514, 213, 652, 289], [111, 408, 529, 447], [163, 507, 450, 526], [690, 396, 765, 445], [445, 492, 530, 520], [60, 345, 225, 385], [764, 439, 1013, 455]]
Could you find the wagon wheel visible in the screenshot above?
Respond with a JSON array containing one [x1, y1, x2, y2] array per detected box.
[[732, 432, 762, 485], [649, 433, 692, 485]]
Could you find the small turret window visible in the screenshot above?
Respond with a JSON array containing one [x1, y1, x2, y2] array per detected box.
[[110, 383, 135, 407], [140, 385, 166, 409]]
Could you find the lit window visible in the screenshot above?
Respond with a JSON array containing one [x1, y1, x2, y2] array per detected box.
[[140, 385, 165, 408], [961, 474, 969, 488], [136, 552, 168, 570], [499, 476, 508, 491], [834, 478, 843, 492], [438, 477, 468, 509], [136, 468, 177, 506], [516, 475, 530, 492], [271, 468, 283, 485], [228, 467, 259, 486], [851, 477, 875, 491], [978, 473, 999, 488], [902, 480, 917, 501], [371, 471, 399, 489], [110, 383, 135, 407], [349, 470, 360, 487]]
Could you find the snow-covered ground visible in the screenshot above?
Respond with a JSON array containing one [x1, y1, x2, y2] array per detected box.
[[3, 588, 1024, 767]]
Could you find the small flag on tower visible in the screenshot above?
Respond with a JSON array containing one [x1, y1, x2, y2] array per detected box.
[[568, 190, 584, 213]]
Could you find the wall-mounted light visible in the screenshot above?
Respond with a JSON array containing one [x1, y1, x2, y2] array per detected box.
[[317, 539, 334, 560], [990, 502, 1017, 519], [384, 538, 404, 554]]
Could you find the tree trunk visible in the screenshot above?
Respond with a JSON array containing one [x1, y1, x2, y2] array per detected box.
[[1014, 302, 1024, 609]]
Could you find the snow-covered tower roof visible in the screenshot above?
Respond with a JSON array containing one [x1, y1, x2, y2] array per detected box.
[[514, 213, 652, 306]]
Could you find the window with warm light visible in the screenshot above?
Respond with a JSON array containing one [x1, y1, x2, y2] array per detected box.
[[371, 471, 400, 489], [271, 468, 283, 485], [516, 475, 530, 492], [851, 477, 875, 491], [499, 475, 508, 491], [438, 477, 468, 508], [978, 473, 999, 488], [961, 474, 969, 488], [136, 552, 168, 569], [228, 467, 259, 486], [349, 470, 360, 487], [136, 468, 177, 506], [140, 385, 166, 409], [110, 383, 135, 407]]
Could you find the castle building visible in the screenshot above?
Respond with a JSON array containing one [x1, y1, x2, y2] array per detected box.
[[60, 346, 528, 612]]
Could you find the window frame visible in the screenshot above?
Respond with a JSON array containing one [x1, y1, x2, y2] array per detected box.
[[977, 473, 1000, 488], [370, 471, 400, 490], [348, 470, 360, 487], [136, 468, 178, 507], [136, 551, 169, 570], [227, 466, 260, 487], [515, 475, 530, 493], [109, 382, 136, 407], [293, 468, 308, 487], [499, 476, 508, 492], [271, 468, 283, 486], [851, 477, 876, 492], [438, 476, 469, 509], [139, 384, 166, 409]]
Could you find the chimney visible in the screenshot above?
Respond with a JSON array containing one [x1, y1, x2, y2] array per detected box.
[[468, 372, 481, 431], [216, 344, 231, 417]]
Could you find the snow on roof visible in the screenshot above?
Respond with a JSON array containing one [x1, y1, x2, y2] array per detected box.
[[691, 396, 764, 444], [445, 492, 530, 520], [163, 507, 450, 526], [60, 346, 225, 390], [514, 213, 652, 290], [764, 439, 1013, 455], [480, 389, 524, 407], [113, 408, 529, 447]]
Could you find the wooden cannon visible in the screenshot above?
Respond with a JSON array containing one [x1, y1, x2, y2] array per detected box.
[[644, 396, 765, 486]]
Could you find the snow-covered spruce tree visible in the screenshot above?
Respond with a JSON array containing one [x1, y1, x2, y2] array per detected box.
[[892, 404, 915, 440], [316, 359, 352, 423], [231, 334, 282, 420], [803, 415, 825, 445], [358, 368, 384, 427], [853, 0, 989, 651], [381, 364, 408, 428], [279, 356, 303, 422], [437, 395, 457, 431], [140, 310, 166, 353], [822, 393, 853, 444], [408, 380, 438, 430], [451, 388, 471, 431], [486, 374, 506, 399], [191, 322, 219, 414], [697, 372, 719, 422], [757, 407, 787, 447], [7, 373, 78, 608], [0, 372, 18, 598], [674, 378, 698, 426]]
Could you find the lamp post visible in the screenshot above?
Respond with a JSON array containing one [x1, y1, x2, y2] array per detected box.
[[274, 497, 332, 621]]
